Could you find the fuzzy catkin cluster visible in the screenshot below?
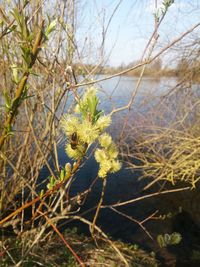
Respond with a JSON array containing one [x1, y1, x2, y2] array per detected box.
[[95, 133, 121, 178], [61, 113, 111, 160], [61, 87, 121, 178], [61, 88, 111, 160]]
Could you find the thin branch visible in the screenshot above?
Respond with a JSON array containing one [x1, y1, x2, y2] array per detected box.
[[102, 187, 190, 208], [40, 211, 85, 267]]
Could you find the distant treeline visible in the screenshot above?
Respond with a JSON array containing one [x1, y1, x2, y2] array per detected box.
[[71, 58, 200, 82], [102, 58, 200, 81], [31, 57, 200, 82]]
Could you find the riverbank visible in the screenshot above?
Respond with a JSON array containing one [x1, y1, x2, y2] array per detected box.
[[1, 228, 158, 267]]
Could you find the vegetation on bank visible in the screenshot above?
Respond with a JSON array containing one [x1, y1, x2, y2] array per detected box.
[[1, 228, 158, 267], [73, 57, 200, 82]]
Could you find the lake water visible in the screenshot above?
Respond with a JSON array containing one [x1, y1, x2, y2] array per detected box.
[[45, 76, 200, 266]]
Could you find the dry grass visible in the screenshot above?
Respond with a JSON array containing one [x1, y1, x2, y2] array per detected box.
[[1, 229, 158, 267]]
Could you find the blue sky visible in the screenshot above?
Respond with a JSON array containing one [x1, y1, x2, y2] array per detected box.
[[77, 0, 200, 67]]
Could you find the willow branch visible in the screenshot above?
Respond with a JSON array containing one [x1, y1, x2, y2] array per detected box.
[[0, 20, 44, 151]]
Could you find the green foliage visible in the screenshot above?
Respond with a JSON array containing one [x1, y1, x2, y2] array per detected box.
[[11, 8, 29, 40], [0, 3, 57, 152], [163, 0, 175, 9], [3, 90, 12, 112], [154, 0, 174, 20], [47, 175, 57, 190], [157, 232, 182, 248], [39, 189, 44, 198], [10, 8, 33, 68], [76, 87, 103, 124], [46, 163, 72, 190], [45, 18, 57, 40]]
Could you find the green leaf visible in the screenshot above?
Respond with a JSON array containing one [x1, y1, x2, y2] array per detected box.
[[50, 176, 54, 185], [45, 19, 57, 39], [47, 175, 57, 190], [94, 110, 103, 123], [3, 90, 11, 111], [60, 169, 65, 181], [21, 46, 32, 65], [11, 8, 21, 27], [47, 183, 52, 190], [11, 8, 29, 40], [86, 95, 102, 123], [39, 189, 44, 198]]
